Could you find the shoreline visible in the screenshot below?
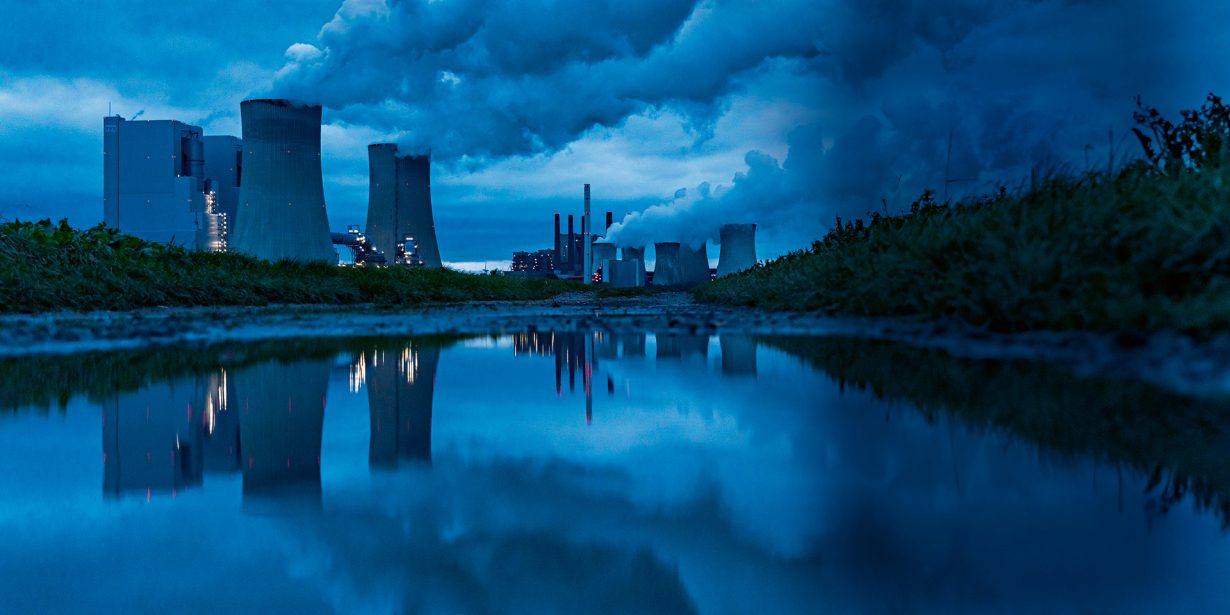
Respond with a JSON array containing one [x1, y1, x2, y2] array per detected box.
[[3, 293, 1230, 399]]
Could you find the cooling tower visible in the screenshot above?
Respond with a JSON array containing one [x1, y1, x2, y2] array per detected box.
[[717, 223, 757, 277], [680, 242, 712, 286], [365, 145, 443, 267], [653, 242, 683, 286], [230, 99, 335, 262], [622, 246, 647, 277]]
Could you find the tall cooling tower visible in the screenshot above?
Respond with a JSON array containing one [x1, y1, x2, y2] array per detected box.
[[230, 99, 334, 262], [365, 144, 443, 267], [680, 242, 711, 286], [653, 242, 683, 286], [622, 246, 647, 277], [717, 223, 757, 277]]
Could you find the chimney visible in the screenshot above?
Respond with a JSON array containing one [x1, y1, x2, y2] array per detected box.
[[567, 214, 575, 266], [583, 184, 592, 284], [553, 213, 561, 271], [605, 211, 613, 231]]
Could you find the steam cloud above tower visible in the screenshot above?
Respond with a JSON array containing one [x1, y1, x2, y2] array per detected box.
[[271, 0, 822, 161]]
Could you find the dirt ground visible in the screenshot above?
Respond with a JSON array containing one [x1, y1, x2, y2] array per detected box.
[[2, 291, 1228, 397]]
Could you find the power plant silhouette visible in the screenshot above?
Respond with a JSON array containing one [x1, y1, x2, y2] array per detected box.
[[103, 101, 758, 276]]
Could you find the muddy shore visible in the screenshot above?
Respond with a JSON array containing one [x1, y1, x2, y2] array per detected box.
[[2, 292, 1228, 398]]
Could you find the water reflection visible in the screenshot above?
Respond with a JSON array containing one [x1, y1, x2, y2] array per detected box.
[[5, 331, 1230, 612], [236, 360, 330, 507], [102, 376, 205, 498], [366, 343, 438, 468]]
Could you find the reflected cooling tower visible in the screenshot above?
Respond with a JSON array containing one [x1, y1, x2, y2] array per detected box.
[[364, 144, 443, 267], [653, 242, 683, 286], [230, 99, 334, 263], [720, 334, 758, 376], [235, 359, 330, 505], [368, 343, 440, 468], [717, 224, 757, 277], [680, 242, 711, 286]]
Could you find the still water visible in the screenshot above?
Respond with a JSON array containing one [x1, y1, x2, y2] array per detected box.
[[1, 331, 1229, 613]]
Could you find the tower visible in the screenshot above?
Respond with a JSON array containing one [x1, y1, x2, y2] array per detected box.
[[230, 99, 335, 263]]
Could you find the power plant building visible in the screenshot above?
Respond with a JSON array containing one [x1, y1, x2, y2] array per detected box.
[[202, 135, 243, 241], [103, 116, 225, 249], [365, 144, 443, 268], [230, 99, 335, 263]]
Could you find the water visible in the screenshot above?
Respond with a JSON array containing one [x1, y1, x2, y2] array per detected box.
[[1, 330, 1229, 614]]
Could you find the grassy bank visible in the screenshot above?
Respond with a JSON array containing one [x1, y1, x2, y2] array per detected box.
[[0, 220, 576, 313], [697, 96, 1230, 333]]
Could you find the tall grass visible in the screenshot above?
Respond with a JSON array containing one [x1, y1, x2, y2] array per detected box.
[[697, 95, 1230, 333], [0, 220, 576, 313]]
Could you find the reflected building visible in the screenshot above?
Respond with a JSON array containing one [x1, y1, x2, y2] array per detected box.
[[720, 335, 758, 376], [102, 377, 206, 498], [202, 370, 241, 473], [235, 360, 330, 506], [656, 332, 709, 365], [620, 333, 646, 358], [368, 344, 440, 469]]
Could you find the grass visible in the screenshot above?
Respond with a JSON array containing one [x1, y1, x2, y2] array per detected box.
[[0, 220, 578, 313], [697, 95, 1230, 334]]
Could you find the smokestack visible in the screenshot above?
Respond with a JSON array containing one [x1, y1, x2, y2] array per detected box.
[[679, 242, 711, 286], [583, 184, 592, 284], [653, 242, 683, 286], [230, 99, 335, 262], [567, 214, 575, 267], [717, 223, 757, 277], [605, 211, 613, 231], [553, 213, 561, 271]]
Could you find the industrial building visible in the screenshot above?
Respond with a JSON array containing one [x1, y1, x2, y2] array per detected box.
[[103, 116, 232, 250], [512, 185, 616, 280], [511, 249, 556, 274], [202, 136, 243, 240], [365, 144, 443, 268], [230, 99, 335, 263]]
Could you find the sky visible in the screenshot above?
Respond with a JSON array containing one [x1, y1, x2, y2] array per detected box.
[[0, 0, 1228, 269]]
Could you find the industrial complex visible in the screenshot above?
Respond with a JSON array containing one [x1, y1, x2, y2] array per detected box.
[[510, 185, 758, 287], [103, 101, 756, 282]]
